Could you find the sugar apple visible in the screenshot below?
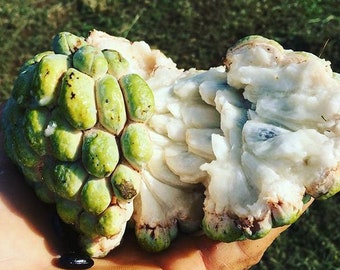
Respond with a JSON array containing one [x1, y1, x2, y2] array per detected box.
[[2, 30, 340, 258]]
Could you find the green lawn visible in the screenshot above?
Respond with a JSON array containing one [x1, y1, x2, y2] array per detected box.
[[1, 1, 340, 269]]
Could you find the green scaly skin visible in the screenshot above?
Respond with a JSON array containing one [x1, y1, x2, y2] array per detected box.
[[32, 54, 70, 106], [47, 110, 83, 162], [96, 74, 127, 135], [119, 73, 155, 122], [73, 45, 108, 79], [82, 129, 119, 178], [59, 68, 97, 130], [103, 49, 129, 79], [120, 123, 153, 170], [2, 31, 153, 257]]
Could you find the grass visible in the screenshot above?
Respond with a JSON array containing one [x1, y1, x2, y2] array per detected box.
[[0, 0, 340, 269]]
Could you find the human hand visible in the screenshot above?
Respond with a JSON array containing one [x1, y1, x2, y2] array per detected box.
[[0, 102, 312, 270]]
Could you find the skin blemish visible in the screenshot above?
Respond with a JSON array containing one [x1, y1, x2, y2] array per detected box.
[[303, 157, 310, 166], [66, 80, 72, 88]]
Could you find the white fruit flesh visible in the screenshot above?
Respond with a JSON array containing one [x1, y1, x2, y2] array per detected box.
[[87, 31, 340, 242]]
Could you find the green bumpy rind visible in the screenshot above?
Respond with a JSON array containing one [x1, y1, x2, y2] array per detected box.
[[81, 177, 112, 215], [13, 127, 41, 168], [135, 225, 176, 253], [82, 129, 120, 178], [97, 205, 126, 237], [1, 31, 162, 257], [73, 45, 108, 80], [33, 182, 56, 204], [20, 165, 42, 184], [56, 199, 83, 224], [11, 64, 37, 106], [120, 123, 153, 170], [271, 208, 301, 228], [79, 211, 98, 237], [59, 68, 97, 130], [23, 108, 50, 156], [119, 73, 155, 122], [96, 74, 127, 135], [52, 161, 88, 200], [103, 49, 130, 79], [52, 32, 88, 55], [41, 158, 58, 193], [32, 54, 70, 106], [202, 213, 244, 243], [111, 164, 141, 200], [19, 51, 55, 73], [46, 111, 83, 161]]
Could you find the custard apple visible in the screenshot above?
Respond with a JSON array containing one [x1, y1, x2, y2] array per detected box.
[[2, 30, 340, 258]]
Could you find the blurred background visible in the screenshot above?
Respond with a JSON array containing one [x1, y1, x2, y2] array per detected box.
[[0, 1, 339, 269]]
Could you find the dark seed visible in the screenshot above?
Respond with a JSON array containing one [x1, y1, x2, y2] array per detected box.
[[58, 252, 94, 269], [258, 128, 278, 140]]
